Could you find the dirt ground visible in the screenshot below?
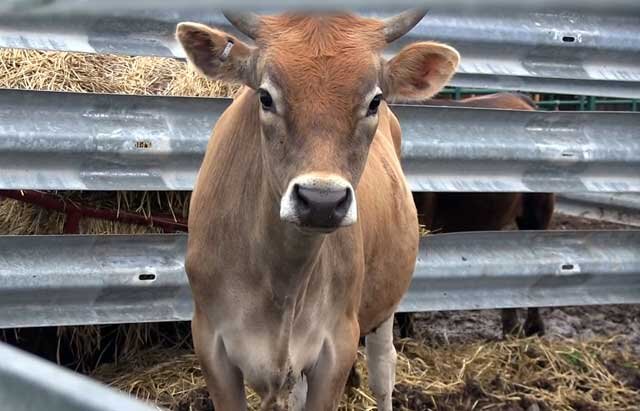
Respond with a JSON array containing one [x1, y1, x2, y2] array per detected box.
[[549, 213, 637, 231], [393, 300, 640, 410], [408, 304, 640, 355]]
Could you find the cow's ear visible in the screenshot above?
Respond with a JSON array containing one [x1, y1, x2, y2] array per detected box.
[[176, 22, 259, 89], [383, 42, 459, 102]]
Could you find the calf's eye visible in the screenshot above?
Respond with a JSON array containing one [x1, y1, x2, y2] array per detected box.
[[367, 94, 383, 116], [259, 89, 274, 111]]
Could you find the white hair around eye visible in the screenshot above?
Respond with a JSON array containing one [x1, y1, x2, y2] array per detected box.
[[365, 86, 383, 103], [362, 86, 383, 119]]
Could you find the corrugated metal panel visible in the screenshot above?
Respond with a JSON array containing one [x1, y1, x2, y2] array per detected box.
[[0, 342, 157, 411], [0, 234, 191, 328], [1, 231, 639, 329], [1, 89, 638, 192], [403, 230, 640, 312], [4, 1, 640, 14], [1, 9, 638, 97]]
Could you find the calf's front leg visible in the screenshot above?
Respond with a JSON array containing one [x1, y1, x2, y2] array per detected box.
[[304, 317, 359, 411], [192, 308, 247, 411]]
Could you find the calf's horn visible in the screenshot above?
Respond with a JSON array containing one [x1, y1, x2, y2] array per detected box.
[[223, 9, 426, 43], [222, 10, 261, 40], [382, 9, 428, 43]]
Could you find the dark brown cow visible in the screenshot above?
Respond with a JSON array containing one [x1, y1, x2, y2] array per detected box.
[[177, 10, 460, 411], [397, 93, 555, 339]]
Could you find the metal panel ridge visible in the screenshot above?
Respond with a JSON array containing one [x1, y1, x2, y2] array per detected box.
[[0, 234, 192, 328], [0, 342, 158, 411], [4, 0, 640, 14], [1, 89, 638, 192], [1, 231, 639, 328], [0, 9, 639, 96], [401, 230, 640, 312]]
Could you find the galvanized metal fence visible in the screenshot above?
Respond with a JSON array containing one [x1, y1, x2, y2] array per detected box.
[[2, 9, 639, 97], [3, 231, 639, 329], [1, 2, 640, 409], [2, 89, 639, 192], [0, 341, 157, 411]]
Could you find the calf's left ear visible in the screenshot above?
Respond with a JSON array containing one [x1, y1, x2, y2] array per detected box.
[[383, 42, 460, 102], [176, 22, 259, 88]]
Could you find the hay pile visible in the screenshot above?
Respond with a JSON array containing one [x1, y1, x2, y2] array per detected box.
[[93, 337, 640, 411], [0, 48, 236, 97], [0, 191, 192, 235]]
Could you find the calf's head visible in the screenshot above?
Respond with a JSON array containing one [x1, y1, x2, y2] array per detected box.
[[177, 10, 459, 232]]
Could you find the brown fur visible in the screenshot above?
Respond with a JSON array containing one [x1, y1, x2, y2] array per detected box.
[[187, 92, 416, 410], [176, 12, 459, 411], [258, 15, 385, 116]]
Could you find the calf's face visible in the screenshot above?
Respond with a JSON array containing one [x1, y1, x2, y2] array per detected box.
[[176, 12, 459, 232]]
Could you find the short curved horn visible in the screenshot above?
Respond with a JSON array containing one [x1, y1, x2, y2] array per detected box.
[[382, 9, 428, 43], [222, 10, 261, 40]]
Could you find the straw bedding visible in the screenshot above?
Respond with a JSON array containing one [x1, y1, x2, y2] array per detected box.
[[1, 47, 638, 410], [93, 337, 640, 411]]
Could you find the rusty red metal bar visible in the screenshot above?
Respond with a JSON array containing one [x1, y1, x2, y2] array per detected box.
[[0, 190, 188, 233]]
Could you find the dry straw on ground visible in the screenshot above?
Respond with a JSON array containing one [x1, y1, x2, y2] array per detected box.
[[93, 337, 640, 411]]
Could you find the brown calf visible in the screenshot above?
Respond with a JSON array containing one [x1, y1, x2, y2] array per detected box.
[[398, 93, 555, 339], [177, 10, 459, 411]]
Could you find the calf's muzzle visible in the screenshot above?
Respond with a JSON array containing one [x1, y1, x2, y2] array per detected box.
[[280, 175, 357, 231]]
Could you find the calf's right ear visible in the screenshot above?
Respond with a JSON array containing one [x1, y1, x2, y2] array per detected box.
[[176, 22, 259, 89]]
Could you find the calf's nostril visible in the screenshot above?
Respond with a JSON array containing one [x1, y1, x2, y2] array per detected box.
[[293, 184, 310, 208], [334, 189, 351, 218], [339, 188, 349, 204], [335, 189, 350, 210]]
